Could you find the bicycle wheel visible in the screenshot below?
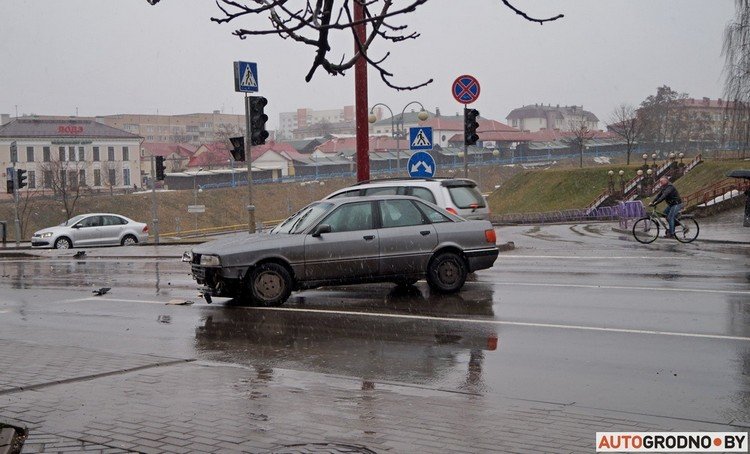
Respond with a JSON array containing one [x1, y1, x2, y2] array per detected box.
[[632, 217, 659, 244], [674, 216, 699, 243]]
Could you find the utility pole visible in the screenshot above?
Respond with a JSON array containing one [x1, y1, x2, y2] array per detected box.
[[150, 155, 160, 244]]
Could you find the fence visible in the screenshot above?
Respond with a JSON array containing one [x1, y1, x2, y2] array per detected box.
[[492, 200, 644, 226]]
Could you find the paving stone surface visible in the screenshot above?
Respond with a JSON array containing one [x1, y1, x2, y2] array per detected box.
[[1, 336, 743, 453]]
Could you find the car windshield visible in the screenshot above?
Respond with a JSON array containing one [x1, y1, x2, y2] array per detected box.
[[61, 215, 86, 226], [270, 202, 333, 234]]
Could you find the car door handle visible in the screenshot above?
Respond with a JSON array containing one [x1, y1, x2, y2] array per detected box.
[[363, 235, 375, 241], [420, 230, 431, 236]]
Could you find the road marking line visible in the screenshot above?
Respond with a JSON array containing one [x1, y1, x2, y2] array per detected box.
[[77, 297, 750, 342], [491, 282, 750, 295], [81, 297, 173, 305], [247, 306, 750, 342]]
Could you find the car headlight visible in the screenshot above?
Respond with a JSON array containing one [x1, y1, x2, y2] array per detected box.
[[181, 251, 193, 263], [199, 254, 221, 267], [41, 232, 53, 238]]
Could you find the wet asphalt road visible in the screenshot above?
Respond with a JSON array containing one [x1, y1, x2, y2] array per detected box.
[[1, 222, 749, 428]]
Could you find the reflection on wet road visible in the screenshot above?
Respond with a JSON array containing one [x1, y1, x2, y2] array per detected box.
[[0, 222, 749, 426]]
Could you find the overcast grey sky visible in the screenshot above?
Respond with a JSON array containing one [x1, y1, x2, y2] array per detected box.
[[0, 0, 735, 129]]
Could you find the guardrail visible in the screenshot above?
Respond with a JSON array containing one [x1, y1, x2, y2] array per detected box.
[[492, 201, 644, 226], [682, 178, 750, 208]]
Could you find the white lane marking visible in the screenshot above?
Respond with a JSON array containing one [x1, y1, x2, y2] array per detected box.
[[75, 297, 750, 342], [498, 255, 719, 260], [81, 297, 173, 305], [247, 306, 750, 342], [491, 281, 750, 295]]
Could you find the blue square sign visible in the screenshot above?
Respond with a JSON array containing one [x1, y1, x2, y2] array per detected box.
[[234, 61, 259, 93], [409, 127, 433, 151]]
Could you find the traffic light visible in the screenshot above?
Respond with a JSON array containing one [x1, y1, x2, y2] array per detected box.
[[6, 180, 13, 194], [249, 96, 269, 146], [464, 108, 480, 146], [228, 136, 245, 161], [16, 169, 27, 189], [155, 156, 166, 181]]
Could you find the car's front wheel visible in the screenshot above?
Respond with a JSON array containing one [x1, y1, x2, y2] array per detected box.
[[248, 263, 293, 306], [54, 237, 72, 249], [426, 251, 467, 293]]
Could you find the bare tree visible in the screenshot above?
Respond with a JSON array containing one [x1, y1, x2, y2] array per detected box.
[[18, 187, 42, 238], [723, 0, 750, 157], [639, 85, 688, 151], [609, 104, 642, 165], [145, 1, 563, 90], [566, 119, 595, 168], [38, 158, 86, 221], [102, 161, 118, 196]]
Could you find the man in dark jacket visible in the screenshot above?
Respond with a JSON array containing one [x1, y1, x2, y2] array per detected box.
[[649, 176, 683, 238]]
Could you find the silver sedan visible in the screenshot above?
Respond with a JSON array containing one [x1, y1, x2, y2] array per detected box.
[[187, 195, 499, 306], [31, 213, 149, 249]]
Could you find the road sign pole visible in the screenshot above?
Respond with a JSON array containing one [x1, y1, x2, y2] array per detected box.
[[463, 106, 469, 178], [245, 93, 256, 234]]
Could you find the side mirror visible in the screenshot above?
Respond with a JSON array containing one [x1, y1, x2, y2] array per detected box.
[[71, 224, 81, 229], [311, 224, 332, 237]]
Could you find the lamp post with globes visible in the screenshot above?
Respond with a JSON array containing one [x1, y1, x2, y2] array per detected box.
[[618, 170, 625, 197], [608, 170, 615, 195], [651, 153, 658, 168], [642, 153, 649, 169], [636, 169, 644, 197], [369, 102, 429, 174]]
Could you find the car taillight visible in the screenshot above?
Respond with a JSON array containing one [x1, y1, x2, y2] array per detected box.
[[446, 207, 458, 215], [485, 229, 496, 243], [143, 225, 149, 233]]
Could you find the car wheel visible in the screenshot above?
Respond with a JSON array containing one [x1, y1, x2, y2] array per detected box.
[[121, 235, 138, 246], [248, 263, 293, 306], [426, 252, 467, 293], [54, 237, 72, 249]]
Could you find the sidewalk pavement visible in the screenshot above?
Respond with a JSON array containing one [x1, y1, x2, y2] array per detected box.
[[615, 207, 750, 245], [1, 339, 744, 454]]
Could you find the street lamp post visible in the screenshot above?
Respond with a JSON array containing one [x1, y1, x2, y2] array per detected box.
[[193, 168, 203, 231], [618, 170, 625, 197], [369, 102, 429, 175], [607, 170, 615, 195], [637, 169, 644, 197], [651, 153, 658, 168], [642, 153, 649, 169]]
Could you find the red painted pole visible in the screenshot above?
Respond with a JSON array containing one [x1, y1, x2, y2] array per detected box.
[[354, 2, 369, 182]]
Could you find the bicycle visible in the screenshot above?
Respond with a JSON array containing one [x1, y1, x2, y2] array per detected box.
[[631, 207, 700, 244]]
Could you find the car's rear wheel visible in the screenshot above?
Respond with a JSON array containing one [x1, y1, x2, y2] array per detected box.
[[248, 263, 293, 306], [54, 237, 72, 249], [121, 235, 138, 246], [426, 251, 467, 293]]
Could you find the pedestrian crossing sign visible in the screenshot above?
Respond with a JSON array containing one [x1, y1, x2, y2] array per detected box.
[[234, 61, 259, 93], [409, 127, 433, 151]]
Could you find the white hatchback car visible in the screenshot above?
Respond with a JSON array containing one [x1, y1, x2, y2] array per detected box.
[[324, 178, 491, 220], [31, 213, 149, 249]]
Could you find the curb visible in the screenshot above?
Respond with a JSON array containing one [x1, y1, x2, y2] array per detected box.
[[611, 227, 750, 245]]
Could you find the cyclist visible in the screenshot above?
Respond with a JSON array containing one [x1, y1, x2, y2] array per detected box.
[[649, 176, 683, 238]]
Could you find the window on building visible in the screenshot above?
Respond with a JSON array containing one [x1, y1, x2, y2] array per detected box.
[[78, 146, 85, 161], [79, 169, 86, 187], [10, 145, 18, 163], [26, 146, 34, 162], [43, 147, 51, 162], [122, 147, 129, 161], [69, 146, 76, 162], [58, 147, 66, 162], [123, 168, 131, 186], [93, 147, 100, 162], [94, 169, 101, 186], [108, 147, 115, 161], [68, 170, 78, 188], [28, 171, 36, 189], [59, 170, 66, 188], [108, 169, 117, 186], [43, 171, 52, 189]]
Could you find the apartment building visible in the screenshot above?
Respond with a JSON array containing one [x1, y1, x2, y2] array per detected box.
[[278, 106, 355, 140], [506, 104, 599, 132], [99, 111, 247, 146]]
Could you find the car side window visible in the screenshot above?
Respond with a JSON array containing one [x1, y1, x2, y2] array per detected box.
[[409, 187, 437, 204], [319, 202, 373, 232], [415, 201, 452, 223], [77, 216, 101, 228], [102, 216, 125, 226], [379, 200, 426, 228], [363, 187, 399, 196]]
